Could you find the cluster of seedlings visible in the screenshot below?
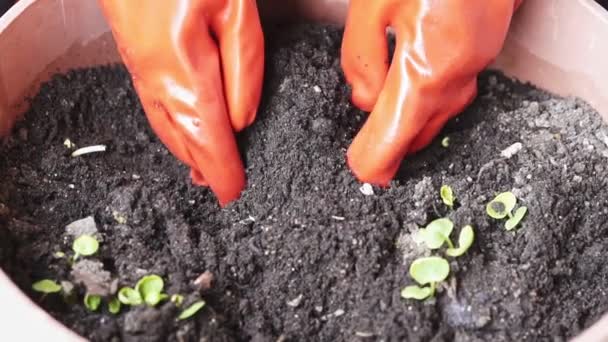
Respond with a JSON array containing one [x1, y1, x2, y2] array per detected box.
[[32, 234, 204, 320], [401, 186, 528, 301]]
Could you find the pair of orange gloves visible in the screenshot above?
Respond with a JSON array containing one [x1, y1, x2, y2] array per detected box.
[[99, 0, 522, 206]]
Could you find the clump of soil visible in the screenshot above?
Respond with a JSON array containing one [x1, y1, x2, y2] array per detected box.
[[1, 25, 608, 342]]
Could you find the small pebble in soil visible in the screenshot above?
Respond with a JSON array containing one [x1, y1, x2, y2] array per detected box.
[[359, 183, 374, 196], [65, 216, 98, 238]]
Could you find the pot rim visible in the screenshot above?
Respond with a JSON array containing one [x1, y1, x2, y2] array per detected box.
[[1, 0, 608, 341]]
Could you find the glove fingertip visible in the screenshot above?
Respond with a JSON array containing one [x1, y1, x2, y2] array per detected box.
[[190, 169, 208, 186]]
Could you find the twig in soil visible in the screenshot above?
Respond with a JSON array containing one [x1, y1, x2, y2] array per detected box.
[[355, 331, 375, 338], [476, 157, 506, 182], [71, 145, 107, 157]]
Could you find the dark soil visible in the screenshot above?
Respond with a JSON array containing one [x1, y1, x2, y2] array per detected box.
[[2, 24, 608, 342]]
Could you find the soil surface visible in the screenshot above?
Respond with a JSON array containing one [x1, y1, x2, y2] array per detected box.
[[1, 25, 608, 342]]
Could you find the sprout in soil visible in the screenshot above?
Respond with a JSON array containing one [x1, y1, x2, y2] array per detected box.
[[440, 185, 455, 208], [505, 206, 528, 231], [32, 279, 62, 294], [118, 287, 143, 306], [178, 300, 206, 320], [418, 218, 454, 249], [486, 191, 528, 230], [108, 297, 121, 314], [486, 192, 517, 219], [171, 294, 185, 307], [401, 257, 450, 301], [135, 275, 168, 307], [63, 138, 76, 149], [53, 251, 66, 259], [446, 225, 475, 257], [72, 234, 99, 261], [441, 137, 450, 148], [84, 294, 101, 312]]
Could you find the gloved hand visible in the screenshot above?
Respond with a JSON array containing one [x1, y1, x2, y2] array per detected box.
[[342, 0, 523, 185], [98, 0, 264, 206]]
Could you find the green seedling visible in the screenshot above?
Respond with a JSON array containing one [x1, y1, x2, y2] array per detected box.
[[32, 279, 62, 294], [72, 235, 99, 261], [108, 297, 121, 314], [486, 192, 517, 219], [401, 257, 450, 300], [136, 275, 167, 307], [118, 287, 143, 306], [505, 206, 528, 231], [401, 286, 433, 300], [446, 225, 475, 257], [53, 251, 66, 259], [84, 294, 101, 312], [487, 191, 528, 230], [419, 218, 454, 249], [171, 294, 185, 307], [440, 185, 455, 208], [178, 300, 206, 320], [441, 137, 450, 148]]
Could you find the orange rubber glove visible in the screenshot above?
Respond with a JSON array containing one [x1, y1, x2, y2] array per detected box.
[[98, 0, 264, 206], [342, 0, 523, 185]]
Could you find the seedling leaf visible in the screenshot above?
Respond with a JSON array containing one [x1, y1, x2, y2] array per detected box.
[[53, 251, 66, 259], [441, 137, 450, 148], [136, 275, 165, 306], [440, 185, 455, 208], [32, 279, 62, 294], [486, 192, 517, 219], [178, 300, 206, 320], [108, 297, 121, 314], [421, 218, 454, 249], [72, 235, 99, 258], [143, 292, 168, 307], [118, 287, 143, 306], [84, 294, 101, 312], [401, 285, 433, 300], [505, 206, 528, 231], [446, 225, 475, 257], [171, 294, 184, 307], [409, 257, 450, 285]]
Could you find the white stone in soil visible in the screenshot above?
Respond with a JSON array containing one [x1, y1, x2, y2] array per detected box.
[[65, 216, 98, 237], [359, 183, 374, 196], [500, 142, 523, 158]]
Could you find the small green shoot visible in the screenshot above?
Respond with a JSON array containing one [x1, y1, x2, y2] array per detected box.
[[135, 275, 166, 306], [420, 218, 454, 249], [72, 235, 99, 261], [440, 185, 455, 208], [446, 225, 475, 257], [401, 286, 433, 300], [505, 206, 528, 231], [487, 192, 528, 230], [402, 257, 450, 300], [486, 192, 517, 219], [178, 300, 206, 320], [84, 294, 101, 312], [32, 279, 62, 294], [171, 294, 184, 307], [108, 297, 121, 314], [118, 287, 143, 306], [53, 251, 66, 259], [441, 137, 450, 148]]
